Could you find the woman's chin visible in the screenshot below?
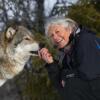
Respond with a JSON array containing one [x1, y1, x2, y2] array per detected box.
[[58, 41, 67, 48], [58, 44, 65, 48]]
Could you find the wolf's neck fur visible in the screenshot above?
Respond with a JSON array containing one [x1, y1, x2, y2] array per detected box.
[[11, 52, 30, 74], [0, 52, 29, 80]]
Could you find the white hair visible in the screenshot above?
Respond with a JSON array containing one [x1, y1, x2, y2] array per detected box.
[[45, 17, 78, 36]]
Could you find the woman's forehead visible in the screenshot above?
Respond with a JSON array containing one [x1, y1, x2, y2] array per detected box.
[[48, 24, 65, 32]]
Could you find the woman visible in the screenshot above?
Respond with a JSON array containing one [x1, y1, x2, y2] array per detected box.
[[38, 17, 100, 100]]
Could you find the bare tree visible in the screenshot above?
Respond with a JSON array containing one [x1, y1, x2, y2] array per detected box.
[[35, 0, 45, 34], [0, 0, 45, 33]]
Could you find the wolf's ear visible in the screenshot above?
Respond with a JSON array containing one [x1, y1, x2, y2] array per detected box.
[[6, 27, 16, 40]]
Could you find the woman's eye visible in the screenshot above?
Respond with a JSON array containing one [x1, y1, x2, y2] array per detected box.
[[55, 31, 60, 34]]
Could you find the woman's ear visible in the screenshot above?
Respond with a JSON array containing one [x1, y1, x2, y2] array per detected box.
[[66, 27, 72, 35]]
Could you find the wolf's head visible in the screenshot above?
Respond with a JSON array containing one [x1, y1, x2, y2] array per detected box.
[[2, 26, 39, 73]]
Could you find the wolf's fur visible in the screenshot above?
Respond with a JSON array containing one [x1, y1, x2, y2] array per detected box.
[[0, 26, 39, 86]]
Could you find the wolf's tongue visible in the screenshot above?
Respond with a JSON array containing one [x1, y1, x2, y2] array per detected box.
[[30, 51, 38, 55]]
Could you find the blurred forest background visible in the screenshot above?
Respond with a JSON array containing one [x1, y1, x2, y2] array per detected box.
[[0, 0, 100, 100]]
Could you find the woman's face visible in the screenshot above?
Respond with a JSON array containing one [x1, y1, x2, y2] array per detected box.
[[48, 24, 71, 48]]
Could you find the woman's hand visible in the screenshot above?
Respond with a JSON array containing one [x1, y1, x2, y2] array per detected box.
[[38, 48, 54, 64]]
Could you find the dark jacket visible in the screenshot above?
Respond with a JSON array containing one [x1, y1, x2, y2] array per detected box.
[[45, 25, 100, 92]]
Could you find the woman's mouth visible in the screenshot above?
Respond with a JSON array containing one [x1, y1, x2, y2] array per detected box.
[[56, 39, 63, 44]]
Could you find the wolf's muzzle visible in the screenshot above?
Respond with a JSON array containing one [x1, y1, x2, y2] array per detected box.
[[30, 43, 45, 55], [30, 51, 38, 55]]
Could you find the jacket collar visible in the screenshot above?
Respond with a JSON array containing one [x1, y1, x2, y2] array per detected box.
[[59, 26, 81, 53]]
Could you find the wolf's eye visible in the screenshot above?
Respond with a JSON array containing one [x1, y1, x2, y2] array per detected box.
[[25, 37, 30, 40], [23, 36, 31, 40]]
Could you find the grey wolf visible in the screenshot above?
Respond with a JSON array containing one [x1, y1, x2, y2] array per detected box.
[[0, 26, 39, 86]]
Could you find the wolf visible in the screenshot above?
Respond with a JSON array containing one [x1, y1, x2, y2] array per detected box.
[[0, 25, 39, 86]]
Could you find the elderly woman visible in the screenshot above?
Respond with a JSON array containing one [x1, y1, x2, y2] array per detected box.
[[38, 17, 100, 100]]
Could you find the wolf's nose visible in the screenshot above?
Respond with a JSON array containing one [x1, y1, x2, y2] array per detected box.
[[39, 43, 45, 49]]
